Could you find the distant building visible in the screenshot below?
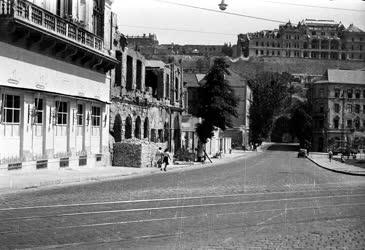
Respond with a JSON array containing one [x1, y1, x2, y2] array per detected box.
[[308, 69, 365, 152], [126, 33, 232, 58], [0, 0, 117, 170], [237, 19, 365, 61]]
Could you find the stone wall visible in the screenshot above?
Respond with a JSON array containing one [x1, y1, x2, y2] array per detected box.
[[113, 140, 167, 168]]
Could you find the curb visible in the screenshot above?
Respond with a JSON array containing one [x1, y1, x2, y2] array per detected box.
[[0, 152, 257, 194], [306, 156, 365, 176]]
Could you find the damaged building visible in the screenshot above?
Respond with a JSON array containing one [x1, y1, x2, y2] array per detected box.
[[110, 33, 185, 168]]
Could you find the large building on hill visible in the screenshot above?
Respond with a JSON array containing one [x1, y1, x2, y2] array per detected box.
[[126, 33, 232, 58], [0, 0, 117, 170], [237, 19, 365, 61], [308, 69, 365, 152]]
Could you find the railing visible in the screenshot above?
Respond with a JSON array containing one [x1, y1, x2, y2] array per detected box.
[[0, 0, 104, 53]]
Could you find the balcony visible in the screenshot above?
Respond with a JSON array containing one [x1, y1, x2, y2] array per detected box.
[[0, 0, 117, 72]]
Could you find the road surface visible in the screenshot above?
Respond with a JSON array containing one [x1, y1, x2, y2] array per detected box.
[[0, 144, 364, 249]]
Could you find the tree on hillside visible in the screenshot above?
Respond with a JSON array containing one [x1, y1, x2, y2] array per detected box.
[[289, 101, 313, 148], [192, 58, 238, 156], [248, 72, 294, 144]]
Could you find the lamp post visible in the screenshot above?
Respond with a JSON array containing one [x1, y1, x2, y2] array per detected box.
[[218, 0, 228, 11]]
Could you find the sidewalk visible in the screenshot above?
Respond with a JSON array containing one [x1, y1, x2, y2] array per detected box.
[[307, 153, 365, 176], [0, 150, 257, 194]]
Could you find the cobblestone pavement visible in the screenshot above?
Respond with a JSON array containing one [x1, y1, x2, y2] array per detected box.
[[0, 144, 364, 249]]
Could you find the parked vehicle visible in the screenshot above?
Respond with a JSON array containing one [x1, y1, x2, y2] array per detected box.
[[297, 148, 307, 158]]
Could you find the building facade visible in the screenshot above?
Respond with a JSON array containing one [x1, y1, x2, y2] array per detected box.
[[110, 33, 185, 167], [308, 69, 365, 152], [237, 19, 365, 61], [0, 0, 117, 170]]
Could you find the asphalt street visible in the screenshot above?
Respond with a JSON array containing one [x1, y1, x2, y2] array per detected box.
[[0, 144, 364, 249]]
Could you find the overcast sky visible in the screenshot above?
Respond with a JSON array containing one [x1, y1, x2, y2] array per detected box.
[[112, 0, 365, 45]]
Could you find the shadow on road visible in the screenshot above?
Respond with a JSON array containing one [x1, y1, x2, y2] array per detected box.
[[266, 144, 299, 152]]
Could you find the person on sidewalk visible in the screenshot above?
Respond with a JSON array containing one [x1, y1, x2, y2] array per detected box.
[[328, 150, 333, 162], [162, 148, 171, 172], [156, 147, 163, 168]]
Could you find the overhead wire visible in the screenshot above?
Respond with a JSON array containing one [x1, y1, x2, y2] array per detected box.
[[260, 0, 365, 13], [119, 24, 236, 36], [152, 0, 286, 24]]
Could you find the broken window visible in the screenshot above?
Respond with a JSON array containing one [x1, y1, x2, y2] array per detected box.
[[134, 116, 141, 139], [165, 74, 170, 99], [175, 77, 179, 102], [143, 118, 149, 139], [145, 69, 158, 98], [136, 60, 142, 90], [125, 116, 132, 139], [126, 56, 133, 91]]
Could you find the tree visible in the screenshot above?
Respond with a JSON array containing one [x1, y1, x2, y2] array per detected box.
[[248, 72, 293, 144], [193, 58, 238, 150], [222, 43, 233, 57], [289, 101, 313, 148]]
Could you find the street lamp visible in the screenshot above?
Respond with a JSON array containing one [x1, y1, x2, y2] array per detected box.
[[218, 0, 228, 11]]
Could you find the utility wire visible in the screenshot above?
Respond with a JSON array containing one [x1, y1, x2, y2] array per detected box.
[[152, 0, 286, 24], [261, 0, 365, 13], [119, 24, 236, 36]]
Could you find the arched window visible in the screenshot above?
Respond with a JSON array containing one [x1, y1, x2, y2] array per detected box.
[[125, 115, 132, 139], [113, 114, 122, 142], [134, 116, 141, 139], [143, 117, 149, 139], [333, 116, 340, 129], [355, 117, 360, 129], [164, 122, 169, 142]]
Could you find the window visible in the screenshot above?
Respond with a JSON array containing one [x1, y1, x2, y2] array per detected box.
[[91, 106, 101, 127], [255, 41, 258, 46], [277, 51, 280, 56], [319, 88, 324, 98], [347, 120, 352, 128], [126, 56, 133, 91], [136, 60, 142, 90], [334, 103, 340, 113], [255, 50, 258, 55], [319, 105, 324, 113], [355, 118, 360, 129], [333, 117, 339, 129], [363, 90, 365, 98], [77, 104, 83, 126], [363, 105, 365, 114], [34, 98, 43, 124], [55, 101, 68, 125], [355, 89, 361, 99], [312, 31, 316, 35], [347, 104, 353, 113], [355, 104, 360, 113], [2, 94, 20, 123], [347, 89, 353, 98]]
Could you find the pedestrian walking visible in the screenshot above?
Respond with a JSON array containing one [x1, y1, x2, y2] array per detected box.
[[328, 150, 333, 162], [162, 148, 171, 172], [155, 147, 163, 168]]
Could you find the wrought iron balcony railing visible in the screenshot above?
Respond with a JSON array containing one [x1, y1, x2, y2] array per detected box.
[[0, 0, 104, 52]]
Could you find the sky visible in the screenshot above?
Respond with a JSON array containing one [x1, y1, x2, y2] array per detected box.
[[112, 0, 365, 45]]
